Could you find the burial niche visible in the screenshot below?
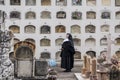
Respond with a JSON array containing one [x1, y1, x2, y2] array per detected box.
[[72, 11, 82, 20], [41, 11, 51, 19], [86, 0, 96, 6], [115, 38, 120, 45], [72, 0, 82, 6], [9, 52, 15, 63], [116, 11, 120, 19], [100, 51, 107, 55], [115, 51, 120, 61], [74, 51, 81, 59], [25, 11, 36, 19], [101, 12, 110, 19], [10, 11, 21, 19], [40, 25, 51, 34], [0, 0, 4, 5], [85, 25, 95, 33], [56, 11, 66, 19], [115, 25, 120, 33], [56, 51, 61, 60], [86, 51, 96, 58], [86, 11, 96, 19], [56, 0, 67, 6], [9, 25, 20, 33], [24, 25, 36, 33], [55, 38, 64, 46], [55, 25, 66, 33], [73, 38, 81, 46], [14, 41, 35, 78], [71, 25, 81, 34], [14, 38, 20, 44], [26, 0, 36, 6], [100, 38, 107, 46], [10, 0, 20, 5], [102, 0, 111, 6], [41, 0, 51, 6], [85, 38, 96, 47], [40, 38, 51, 46], [115, 0, 120, 6], [40, 52, 50, 59], [101, 25, 109, 32], [25, 38, 35, 44]]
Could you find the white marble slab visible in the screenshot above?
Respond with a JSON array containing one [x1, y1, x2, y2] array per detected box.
[[74, 73, 89, 80]]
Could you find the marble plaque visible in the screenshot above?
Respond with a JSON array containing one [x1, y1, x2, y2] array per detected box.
[[17, 60, 33, 77], [35, 60, 48, 76]]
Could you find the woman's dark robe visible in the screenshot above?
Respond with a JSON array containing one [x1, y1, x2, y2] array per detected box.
[[60, 40, 75, 70]]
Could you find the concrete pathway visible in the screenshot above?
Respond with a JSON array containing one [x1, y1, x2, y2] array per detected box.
[[53, 61, 83, 80]]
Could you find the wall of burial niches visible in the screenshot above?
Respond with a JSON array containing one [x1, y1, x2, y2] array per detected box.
[[1, 0, 120, 59]]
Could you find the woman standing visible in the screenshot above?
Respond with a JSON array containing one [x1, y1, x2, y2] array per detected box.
[[60, 33, 75, 72]]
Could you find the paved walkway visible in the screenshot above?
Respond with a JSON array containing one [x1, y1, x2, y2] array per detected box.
[[53, 61, 83, 80]]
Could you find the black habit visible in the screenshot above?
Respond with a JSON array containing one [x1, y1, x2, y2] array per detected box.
[[60, 40, 75, 70]]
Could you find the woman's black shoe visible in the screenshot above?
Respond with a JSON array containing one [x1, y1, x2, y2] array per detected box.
[[64, 69, 71, 72]]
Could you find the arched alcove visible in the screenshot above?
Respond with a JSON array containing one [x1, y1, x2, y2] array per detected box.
[[10, 0, 20, 5], [14, 41, 35, 78], [26, 0, 36, 6], [115, 0, 120, 6], [74, 51, 81, 59], [73, 38, 81, 46], [40, 52, 50, 59], [115, 25, 120, 33], [25, 11, 36, 19], [101, 12, 110, 19], [72, 0, 82, 6], [16, 46, 33, 59], [9, 25, 20, 33], [86, 51, 96, 58], [55, 38, 64, 46], [115, 38, 120, 45], [56, 0, 67, 6], [40, 38, 51, 46], [55, 25, 66, 33], [85, 38, 96, 47], [72, 11, 82, 20], [100, 38, 107, 46], [14, 38, 20, 44], [10, 11, 21, 19], [102, 0, 111, 6], [0, 0, 4, 5], [86, 11, 96, 19], [25, 38, 35, 44], [100, 51, 107, 57], [41, 0, 51, 6], [40, 25, 51, 34], [41, 11, 51, 19], [71, 25, 81, 34], [86, 0, 96, 6], [24, 25, 36, 33], [101, 25, 109, 32], [56, 11, 66, 19], [85, 25, 96, 33], [56, 51, 61, 60], [115, 51, 120, 61], [116, 11, 120, 19]]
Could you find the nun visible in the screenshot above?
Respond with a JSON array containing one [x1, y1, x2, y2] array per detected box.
[[60, 33, 75, 72]]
